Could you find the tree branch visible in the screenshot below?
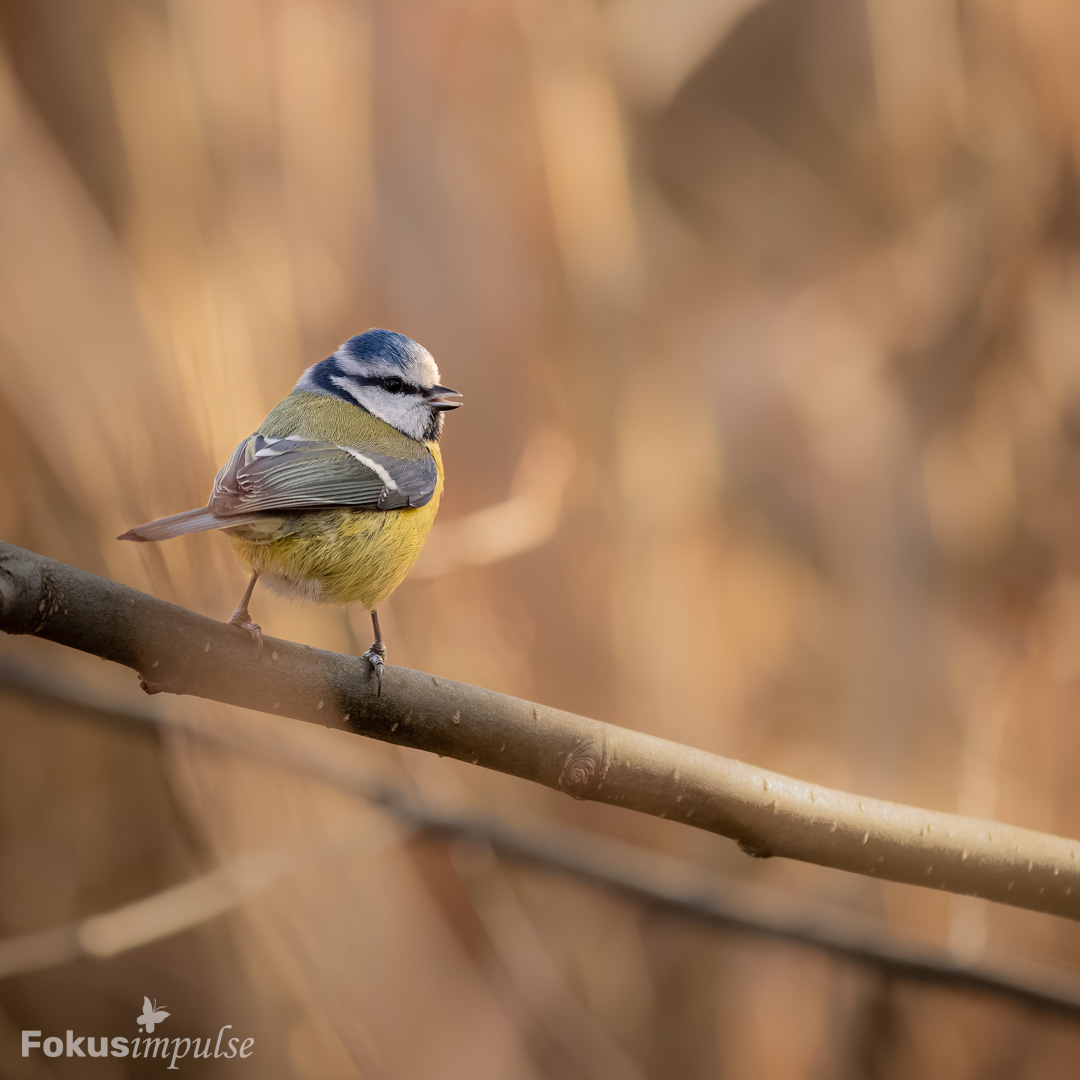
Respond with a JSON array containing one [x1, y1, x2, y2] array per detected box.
[[4, 664, 1080, 1017], [1, 539, 1078, 920]]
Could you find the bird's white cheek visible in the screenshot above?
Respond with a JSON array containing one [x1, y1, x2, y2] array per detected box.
[[361, 390, 429, 440]]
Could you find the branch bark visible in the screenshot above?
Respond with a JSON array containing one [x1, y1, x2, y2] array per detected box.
[[2, 540, 1078, 920], [4, 665, 1079, 1017]]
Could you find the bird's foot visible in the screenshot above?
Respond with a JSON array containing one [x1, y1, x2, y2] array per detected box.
[[361, 640, 387, 696], [228, 609, 264, 664]]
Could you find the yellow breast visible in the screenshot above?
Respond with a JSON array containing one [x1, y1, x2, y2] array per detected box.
[[224, 393, 445, 610]]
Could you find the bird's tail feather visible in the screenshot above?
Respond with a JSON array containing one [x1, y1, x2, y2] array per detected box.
[[118, 506, 260, 542]]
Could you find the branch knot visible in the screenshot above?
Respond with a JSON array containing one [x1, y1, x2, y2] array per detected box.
[[0, 553, 65, 635], [558, 736, 607, 799]]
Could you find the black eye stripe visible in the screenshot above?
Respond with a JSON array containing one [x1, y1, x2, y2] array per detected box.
[[343, 372, 422, 395]]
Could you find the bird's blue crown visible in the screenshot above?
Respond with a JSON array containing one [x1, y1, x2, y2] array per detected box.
[[338, 329, 422, 372]]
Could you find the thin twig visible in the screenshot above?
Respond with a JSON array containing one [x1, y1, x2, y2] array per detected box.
[[0, 781, 402, 981], [2, 662, 1080, 1018], [1, 539, 1078, 920]]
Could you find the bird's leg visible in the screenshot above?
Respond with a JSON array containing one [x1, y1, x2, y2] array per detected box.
[[361, 609, 387, 696], [227, 570, 264, 663]]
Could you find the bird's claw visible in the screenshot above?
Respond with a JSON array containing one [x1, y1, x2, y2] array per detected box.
[[228, 612, 264, 664], [362, 641, 387, 696]]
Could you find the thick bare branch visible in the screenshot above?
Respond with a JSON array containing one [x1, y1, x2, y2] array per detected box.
[[4, 664, 1080, 1017], [1, 539, 1078, 919]]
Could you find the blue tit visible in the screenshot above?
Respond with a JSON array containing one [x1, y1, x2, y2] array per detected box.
[[119, 328, 462, 689]]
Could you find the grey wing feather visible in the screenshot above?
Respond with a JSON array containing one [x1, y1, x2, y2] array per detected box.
[[208, 435, 437, 517]]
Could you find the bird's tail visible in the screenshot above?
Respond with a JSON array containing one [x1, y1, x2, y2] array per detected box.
[[118, 506, 228, 542]]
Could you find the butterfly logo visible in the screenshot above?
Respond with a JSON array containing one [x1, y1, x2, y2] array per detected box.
[[136, 996, 170, 1034]]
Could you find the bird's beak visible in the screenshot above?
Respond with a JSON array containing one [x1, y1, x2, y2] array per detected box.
[[425, 385, 463, 411]]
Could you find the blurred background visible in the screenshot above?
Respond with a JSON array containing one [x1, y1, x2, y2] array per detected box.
[[2, 0, 1080, 1075]]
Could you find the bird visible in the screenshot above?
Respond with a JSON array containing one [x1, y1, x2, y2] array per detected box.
[[119, 328, 461, 692]]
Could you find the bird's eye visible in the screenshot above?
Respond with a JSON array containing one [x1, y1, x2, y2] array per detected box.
[[382, 377, 404, 393]]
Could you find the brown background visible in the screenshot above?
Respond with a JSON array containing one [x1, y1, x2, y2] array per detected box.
[[2, 0, 1080, 1076]]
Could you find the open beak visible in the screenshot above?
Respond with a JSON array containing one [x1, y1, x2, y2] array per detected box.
[[425, 385, 463, 411]]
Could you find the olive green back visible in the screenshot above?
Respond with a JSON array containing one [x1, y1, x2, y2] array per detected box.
[[258, 391, 432, 458]]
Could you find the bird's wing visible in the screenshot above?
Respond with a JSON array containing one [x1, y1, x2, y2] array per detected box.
[[208, 435, 438, 516]]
